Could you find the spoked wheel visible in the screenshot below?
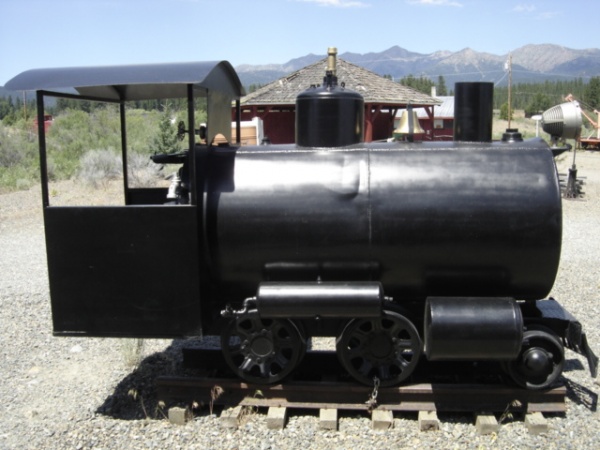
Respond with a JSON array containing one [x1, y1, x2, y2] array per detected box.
[[221, 310, 306, 384], [504, 327, 565, 390], [336, 309, 422, 387]]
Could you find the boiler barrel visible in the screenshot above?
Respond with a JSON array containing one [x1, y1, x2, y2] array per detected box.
[[205, 140, 562, 302]]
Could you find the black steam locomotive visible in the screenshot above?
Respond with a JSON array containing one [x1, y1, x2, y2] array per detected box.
[[6, 57, 597, 390]]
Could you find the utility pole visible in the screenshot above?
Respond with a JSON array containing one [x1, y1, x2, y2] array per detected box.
[[507, 53, 512, 129], [22, 91, 27, 121]]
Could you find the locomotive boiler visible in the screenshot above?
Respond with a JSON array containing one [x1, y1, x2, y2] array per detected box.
[[5, 55, 597, 391]]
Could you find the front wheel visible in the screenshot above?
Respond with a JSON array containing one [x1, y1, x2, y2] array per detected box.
[[504, 328, 565, 390]]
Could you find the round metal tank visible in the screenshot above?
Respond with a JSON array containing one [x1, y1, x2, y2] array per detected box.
[[425, 297, 524, 360], [295, 77, 364, 147], [204, 139, 562, 303]]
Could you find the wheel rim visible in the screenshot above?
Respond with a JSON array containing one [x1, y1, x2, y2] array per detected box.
[[221, 310, 306, 384], [336, 309, 422, 387], [505, 329, 564, 390]]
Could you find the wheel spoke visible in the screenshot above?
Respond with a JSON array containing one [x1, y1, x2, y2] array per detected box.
[[371, 319, 384, 333], [355, 358, 372, 377], [273, 352, 290, 367], [378, 364, 391, 380], [394, 354, 411, 369], [395, 338, 416, 351], [239, 356, 255, 372]]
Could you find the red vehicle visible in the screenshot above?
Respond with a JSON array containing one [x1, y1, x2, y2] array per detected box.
[[34, 114, 53, 133]]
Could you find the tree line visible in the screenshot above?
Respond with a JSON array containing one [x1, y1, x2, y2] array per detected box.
[[397, 74, 600, 118], [0, 95, 197, 125], [4, 76, 600, 123]]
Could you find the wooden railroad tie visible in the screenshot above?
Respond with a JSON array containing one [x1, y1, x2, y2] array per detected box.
[[319, 408, 338, 430], [475, 413, 499, 435], [418, 410, 440, 431], [525, 411, 549, 434], [158, 376, 563, 434]]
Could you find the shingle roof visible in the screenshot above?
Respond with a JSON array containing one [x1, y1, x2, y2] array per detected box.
[[241, 58, 441, 107]]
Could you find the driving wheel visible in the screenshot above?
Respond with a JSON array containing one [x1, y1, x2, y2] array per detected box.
[[336, 309, 422, 387], [221, 310, 306, 384]]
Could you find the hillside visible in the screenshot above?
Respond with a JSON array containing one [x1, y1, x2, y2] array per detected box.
[[235, 44, 600, 88]]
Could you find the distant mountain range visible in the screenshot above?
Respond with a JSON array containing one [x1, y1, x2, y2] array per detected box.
[[235, 44, 600, 88], [2, 44, 599, 98]]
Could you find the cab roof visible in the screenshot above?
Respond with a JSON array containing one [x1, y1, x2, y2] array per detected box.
[[5, 60, 245, 100]]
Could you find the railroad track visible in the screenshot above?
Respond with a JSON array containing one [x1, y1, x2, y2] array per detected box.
[[156, 348, 565, 434]]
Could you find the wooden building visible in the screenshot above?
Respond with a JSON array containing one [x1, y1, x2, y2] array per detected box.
[[395, 95, 455, 141], [238, 58, 441, 144]]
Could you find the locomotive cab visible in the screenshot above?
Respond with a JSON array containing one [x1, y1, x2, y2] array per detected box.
[[5, 61, 245, 338]]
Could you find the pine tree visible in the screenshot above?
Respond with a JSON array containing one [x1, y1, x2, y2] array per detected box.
[[150, 102, 179, 154], [584, 77, 600, 109], [437, 75, 448, 96], [524, 93, 552, 118], [500, 102, 513, 121], [399, 74, 435, 95]]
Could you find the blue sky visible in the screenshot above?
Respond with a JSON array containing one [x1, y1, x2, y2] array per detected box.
[[1, 0, 598, 85]]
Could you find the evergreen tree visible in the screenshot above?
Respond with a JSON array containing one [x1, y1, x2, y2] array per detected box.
[[524, 93, 552, 118], [248, 83, 264, 93], [437, 75, 448, 96], [399, 74, 435, 95], [584, 76, 600, 109], [0, 97, 14, 121], [500, 102, 513, 121], [150, 102, 179, 154]]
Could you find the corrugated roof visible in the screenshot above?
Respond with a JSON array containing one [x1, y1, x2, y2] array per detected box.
[[397, 96, 454, 119], [241, 58, 441, 107], [427, 96, 454, 118]]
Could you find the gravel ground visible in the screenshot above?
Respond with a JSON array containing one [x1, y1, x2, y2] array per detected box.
[[1, 150, 599, 450]]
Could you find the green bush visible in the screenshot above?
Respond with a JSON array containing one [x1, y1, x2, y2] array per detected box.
[[0, 120, 39, 192], [0, 164, 38, 192], [78, 148, 122, 188], [125, 109, 161, 154], [127, 152, 163, 188], [46, 107, 122, 180], [0, 102, 203, 192]]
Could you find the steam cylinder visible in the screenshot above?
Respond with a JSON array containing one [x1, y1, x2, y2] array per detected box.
[[425, 297, 524, 360], [203, 138, 562, 303]]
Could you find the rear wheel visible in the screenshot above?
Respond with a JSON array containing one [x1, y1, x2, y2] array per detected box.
[[221, 310, 306, 384]]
